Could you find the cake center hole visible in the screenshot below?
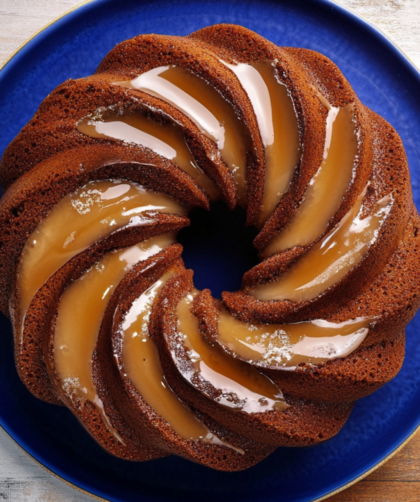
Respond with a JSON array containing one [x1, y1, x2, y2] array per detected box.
[[178, 201, 259, 298]]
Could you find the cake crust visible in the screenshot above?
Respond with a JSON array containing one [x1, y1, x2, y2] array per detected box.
[[0, 76, 237, 208], [0, 23, 418, 470], [150, 270, 354, 446], [95, 254, 275, 470], [190, 24, 374, 248]]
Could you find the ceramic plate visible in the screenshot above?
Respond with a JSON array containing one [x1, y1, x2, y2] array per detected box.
[[1, 1, 420, 501]]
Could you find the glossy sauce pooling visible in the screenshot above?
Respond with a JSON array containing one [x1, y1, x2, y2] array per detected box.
[[16, 180, 186, 340], [77, 107, 219, 199], [176, 290, 288, 413], [253, 187, 393, 302], [217, 310, 370, 368], [54, 235, 174, 441], [263, 102, 358, 257], [223, 61, 300, 227], [121, 273, 243, 451], [116, 66, 249, 203]]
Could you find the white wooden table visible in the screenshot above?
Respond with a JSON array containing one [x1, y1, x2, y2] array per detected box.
[[0, 1, 419, 500]]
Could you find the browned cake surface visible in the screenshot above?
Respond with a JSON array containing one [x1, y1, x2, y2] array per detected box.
[[151, 270, 354, 446], [95, 253, 275, 470], [0, 23, 419, 470], [0, 144, 207, 315], [223, 113, 414, 324], [190, 24, 374, 249], [192, 288, 407, 403], [96, 33, 264, 225], [45, 248, 186, 461], [13, 225, 188, 405], [0, 76, 237, 208]]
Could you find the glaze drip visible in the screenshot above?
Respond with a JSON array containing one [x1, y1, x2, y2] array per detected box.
[[121, 273, 244, 452], [223, 60, 300, 226], [263, 102, 358, 257], [177, 290, 288, 412], [116, 66, 249, 203], [54, 235, 174, 442], [253, 187, 393, 302], [217, 310, 370, 368], [77, 106, 219, 199], [16, 180, 185, 341]]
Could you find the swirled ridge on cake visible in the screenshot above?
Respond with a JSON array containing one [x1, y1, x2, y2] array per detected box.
[[0, 24, 419, 471]]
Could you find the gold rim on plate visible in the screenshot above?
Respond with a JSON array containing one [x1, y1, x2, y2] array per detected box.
[[0, 1, 419, 501]]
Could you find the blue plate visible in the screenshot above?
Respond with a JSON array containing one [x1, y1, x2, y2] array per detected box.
[[1, 0, 420, 501]]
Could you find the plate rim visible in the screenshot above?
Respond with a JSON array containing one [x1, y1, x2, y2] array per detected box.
[[0, 1, 419, 501]]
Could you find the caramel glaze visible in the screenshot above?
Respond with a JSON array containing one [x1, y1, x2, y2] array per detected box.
[[54, 236, 175, 441], [228, 107, 412, 328], [10, 66, 400, 434], [77, 106, 220, 200], [2, 144, 200, 407], [117, 66, 250, 203], [217, 308, 370, 369], [1, 22, 418, 466], [189, 25, 363, 251], [252, 186, 393, 303], [16, 179, 186, 342], [176, 289, 288, 412], [103, 255, 279, 467], [117, 62, 300, 218], [194, 288, 406, 404], [223, 61, 300, 227], [121, 273, 242, 451], [151, 269, 355, 446], [263, 102, 358, 257]]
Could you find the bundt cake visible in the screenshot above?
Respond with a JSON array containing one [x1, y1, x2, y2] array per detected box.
[[0, 23, 419, 471]]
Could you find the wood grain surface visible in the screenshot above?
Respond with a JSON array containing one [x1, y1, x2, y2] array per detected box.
[[0, 0, 419, 501]]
